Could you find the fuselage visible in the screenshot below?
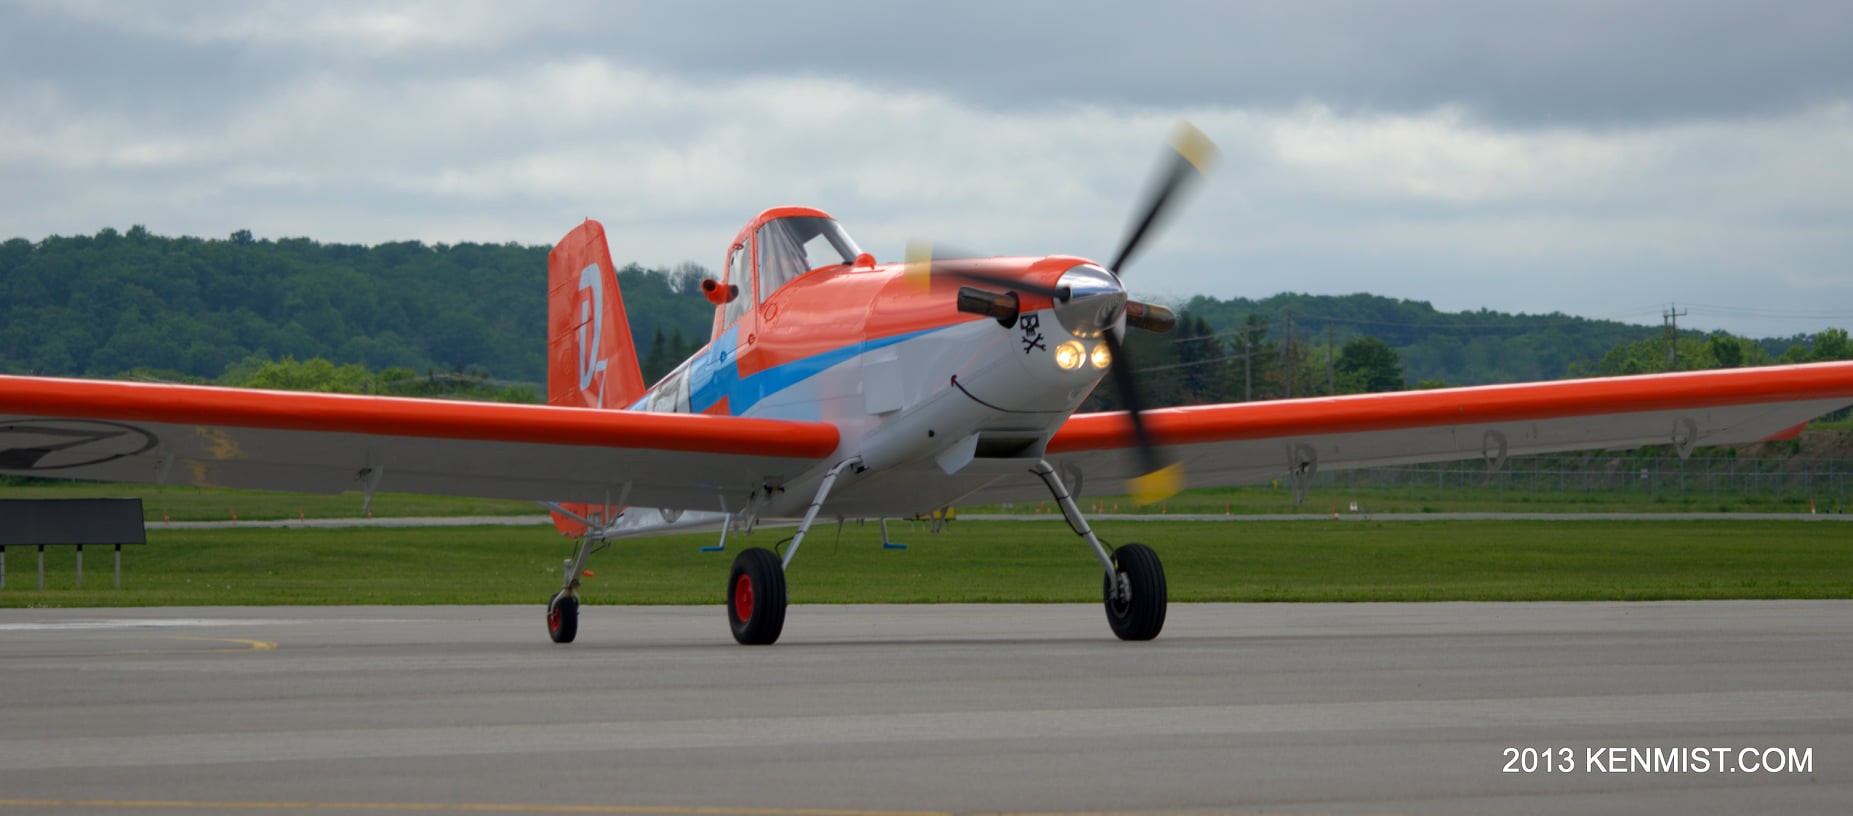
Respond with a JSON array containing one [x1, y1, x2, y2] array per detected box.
[[624, 207, 1123, 521]]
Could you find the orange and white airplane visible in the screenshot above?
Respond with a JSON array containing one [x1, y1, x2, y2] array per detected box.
[[4, 124, 1853, 645]]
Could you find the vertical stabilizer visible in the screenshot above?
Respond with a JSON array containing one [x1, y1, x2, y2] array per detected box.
[[548, 220, 646, 411], [548, 220, 646, 537]]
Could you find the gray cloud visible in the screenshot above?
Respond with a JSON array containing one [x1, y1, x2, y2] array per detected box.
[[17, 1, 1853, 127], [3, 0, 1852, 337], [484, 0, 1853, 127]]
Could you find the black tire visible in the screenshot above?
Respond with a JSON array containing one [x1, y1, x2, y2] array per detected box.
[[546, 591, 579, 644], [1103, 542, 1166, 641], [727, 548, 788, 645]]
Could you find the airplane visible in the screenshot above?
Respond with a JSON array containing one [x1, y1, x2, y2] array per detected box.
[[4, 123, 1853, 646]]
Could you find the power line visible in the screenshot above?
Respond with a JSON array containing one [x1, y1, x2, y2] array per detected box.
[[1167, 310, 1653, 334], [1680, 302, 1853, 321], [1136, 348, 1278, 373]]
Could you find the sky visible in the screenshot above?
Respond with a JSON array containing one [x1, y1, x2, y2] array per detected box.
[[4, 0, 1852, 338]]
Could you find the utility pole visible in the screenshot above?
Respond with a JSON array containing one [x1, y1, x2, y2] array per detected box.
[[1326, 322, 1336, 395], [1663, 304, 1687, 369], [1284, 310, 1295, 399], [1243, 329, 1252, 402]]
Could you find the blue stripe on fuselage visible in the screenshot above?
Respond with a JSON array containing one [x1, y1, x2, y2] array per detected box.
[[673, 326, 937, 417], [687, 325, 740, 413]]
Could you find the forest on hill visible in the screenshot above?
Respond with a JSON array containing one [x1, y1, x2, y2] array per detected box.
[[3, 227, 1849, 409], [0, 226, 710, 387], [1181, 293, 1653, 386]]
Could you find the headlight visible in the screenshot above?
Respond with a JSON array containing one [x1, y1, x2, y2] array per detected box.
[[1053, 340, 1086, 371], [1089, 343, 1112, 369]]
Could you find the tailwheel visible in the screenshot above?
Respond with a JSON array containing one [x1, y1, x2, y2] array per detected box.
[[546, 591, 580, 644], [1103, 542, 1166, 641], [727, 547, 788, 645]]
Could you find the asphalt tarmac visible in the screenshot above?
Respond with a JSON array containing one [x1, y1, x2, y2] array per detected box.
[[1, 602, 1847, 815]]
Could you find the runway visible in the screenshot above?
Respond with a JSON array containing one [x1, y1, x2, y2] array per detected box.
[[1, 602, 1847, 814]]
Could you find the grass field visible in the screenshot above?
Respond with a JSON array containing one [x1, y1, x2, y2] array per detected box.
[[4, 476, 1845, 522], [0, 480, 538, 521], [979, 484, 1846, 516], [3, 518, 1848, 607]]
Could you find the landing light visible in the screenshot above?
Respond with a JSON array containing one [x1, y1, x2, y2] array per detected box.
[[1054, 341, 1086, 371], [1090, 343, 1112, 369]]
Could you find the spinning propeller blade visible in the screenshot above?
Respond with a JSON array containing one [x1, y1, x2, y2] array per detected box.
[[1108, 121, 1220, 275], [914, 122, 1219, 504], [904, 239, 1068, 299], [1097, 121, 1218, 504]]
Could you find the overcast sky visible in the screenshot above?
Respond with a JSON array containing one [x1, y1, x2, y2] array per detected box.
[[4, 0, 1852, 337]]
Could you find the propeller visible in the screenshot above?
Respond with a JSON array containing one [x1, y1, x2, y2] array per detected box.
[[912, 122, 1220, 505], [1100, 122, 1218, 505], [1109, 121, 1220, 273]]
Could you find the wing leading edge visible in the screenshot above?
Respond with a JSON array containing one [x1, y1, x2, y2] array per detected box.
[[1032, 361, 1853, 498], [0, 375, 839, 509]]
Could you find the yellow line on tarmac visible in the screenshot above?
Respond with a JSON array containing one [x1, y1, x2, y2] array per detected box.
[[164, 636, 278, 652]]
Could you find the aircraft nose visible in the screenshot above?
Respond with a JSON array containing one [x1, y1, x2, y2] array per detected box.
[[1052, 264, 1127, 338]]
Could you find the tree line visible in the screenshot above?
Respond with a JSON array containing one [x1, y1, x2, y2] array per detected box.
[[1084, 307, 1853, 413], [4, 227, 1848, 410], [0, 226, 710, 387]]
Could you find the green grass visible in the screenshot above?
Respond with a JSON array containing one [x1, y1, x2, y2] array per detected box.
[[11, 471, 1850, 524], [0, 480, 538, 521], [3, 519, 1848, 607], [980, 482, 1848, 516], [10, 470, 1849, 526]]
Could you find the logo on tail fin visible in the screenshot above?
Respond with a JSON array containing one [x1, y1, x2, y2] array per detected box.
[[547, 218, 643, 415], [576, 264, 609, 403]]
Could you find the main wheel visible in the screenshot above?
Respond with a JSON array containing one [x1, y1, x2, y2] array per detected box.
[[546, 591, 579, 644], [727, 548, 787, 645], [1103, 542, 1166, 641]]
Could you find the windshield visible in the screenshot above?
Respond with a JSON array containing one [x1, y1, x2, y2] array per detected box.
[[755, 216, 861, 299]]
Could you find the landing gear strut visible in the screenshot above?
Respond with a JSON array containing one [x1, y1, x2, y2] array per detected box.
[[721, 458, 859, 646], [542, 501, 617, 645], [1032, 460, 1167, 641]]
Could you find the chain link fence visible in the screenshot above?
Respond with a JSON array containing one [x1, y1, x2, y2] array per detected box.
[[1319, 455, 1853, 509]]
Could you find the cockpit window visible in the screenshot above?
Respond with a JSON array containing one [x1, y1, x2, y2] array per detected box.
[[754, 216, 861, 300], [724, 243, 750, 327]]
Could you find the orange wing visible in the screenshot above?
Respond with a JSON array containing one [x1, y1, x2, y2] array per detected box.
[[0, 375, 838, 509], [1024, 362, 1853, 500]]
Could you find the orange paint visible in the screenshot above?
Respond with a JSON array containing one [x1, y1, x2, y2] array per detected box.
[[732, 253, 1080, 378], [547, 220, 645, 410], [1763, 421, 1810, 441], [0, 375, 839, 458], [710, 207, 1089, 383]]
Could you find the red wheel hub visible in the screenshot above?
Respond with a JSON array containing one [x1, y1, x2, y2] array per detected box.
[[733, 574, 755, 622]]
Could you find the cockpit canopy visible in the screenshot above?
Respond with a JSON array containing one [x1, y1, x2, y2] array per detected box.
[[717, 207, 865, 334], [755, 215, 862, 297]]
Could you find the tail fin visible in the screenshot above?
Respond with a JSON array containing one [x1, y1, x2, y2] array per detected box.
[[548, 219, 645, 411], [548, 220, 647, 537]]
